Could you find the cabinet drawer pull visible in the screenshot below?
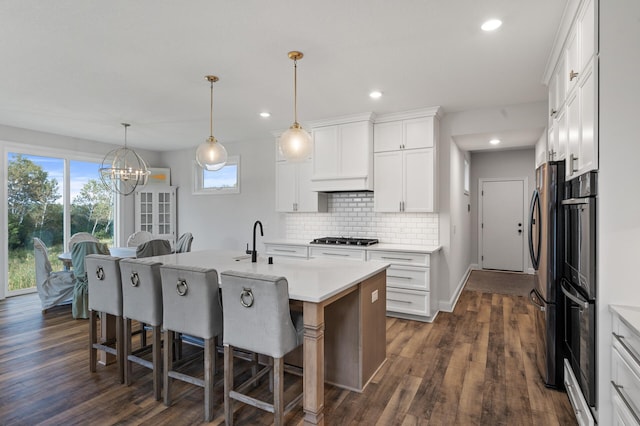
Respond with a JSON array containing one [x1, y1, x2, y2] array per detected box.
[[322, 252, 349, 257], [613, 332, 640, 365], [273, 248, 296, 253], [387, 298, 412, 304], [569, 70, 579, 81], [612, 380, 640, 424], [388, 275, 412, 280], [381, 256, 413, 261]]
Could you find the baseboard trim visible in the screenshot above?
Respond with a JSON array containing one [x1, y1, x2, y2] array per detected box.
[[439, 264, 477, 313]]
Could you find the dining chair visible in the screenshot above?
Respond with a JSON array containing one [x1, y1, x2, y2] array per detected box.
[[71, 240, 109, 319], [118, 258, 164, 401], [126, 231, 153, 247], [219, 270, 304, 426], [86, 254, 124, 383], [68, 232, 99, 252], [159, 264, 223, 422], [33, 237, 75, 313], [135, 239, 172, 258], [175, 232, 193, 253]]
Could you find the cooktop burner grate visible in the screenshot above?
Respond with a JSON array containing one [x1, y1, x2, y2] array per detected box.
[[310, 237, 379, 246]]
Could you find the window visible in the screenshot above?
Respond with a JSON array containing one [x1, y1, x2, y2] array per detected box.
[[3, 147, 116, 296], [193, 155, 240, 195], [464, 157, 470, 195]]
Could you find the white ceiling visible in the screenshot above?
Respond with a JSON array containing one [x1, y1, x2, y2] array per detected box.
[[0, 0, 565, 152]]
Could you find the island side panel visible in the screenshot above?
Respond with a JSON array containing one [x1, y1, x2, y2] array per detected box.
[[324, 289, 360, 390], [360, 270, 387, 386]]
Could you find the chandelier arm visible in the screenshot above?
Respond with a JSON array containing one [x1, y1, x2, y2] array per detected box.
[[293, 58, 298, 125], [210, 78, 214, 138]]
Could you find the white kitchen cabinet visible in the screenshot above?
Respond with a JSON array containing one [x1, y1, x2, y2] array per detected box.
[[264, 242, 309, 258], [134, 186, 176, 246], [564, 359, 596, 426], [566, 61, 597, 179], [374, 148, 435, 212], [545, 0, 597, 178], [367, 249, 434, 321], [374, 116, 435, 153], [310, 113, 374, 192], [309, 246, 366, 261], [535, 128, 548, 167], [275, 159, 327, 213], [610, 306, 640, 425]]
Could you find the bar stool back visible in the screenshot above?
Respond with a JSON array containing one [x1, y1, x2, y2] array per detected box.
[[219, 270, 304, 426], [159, 264, 223, 422], [86, 254, 123, 383], [119, 258, 164, 400]]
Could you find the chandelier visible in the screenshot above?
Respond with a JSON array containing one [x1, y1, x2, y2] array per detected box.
[[279, 51, 312, 161], [99, 123, 150, 196], [195, 75, 228, 171]]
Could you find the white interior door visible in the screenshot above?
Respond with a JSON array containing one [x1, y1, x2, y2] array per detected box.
[[480, 179, 525, 272]]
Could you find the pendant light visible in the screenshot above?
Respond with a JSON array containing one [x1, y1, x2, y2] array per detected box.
[[279, 51, 312, 161], [195, 75, 228, 171], [99, 123, 150, 196]]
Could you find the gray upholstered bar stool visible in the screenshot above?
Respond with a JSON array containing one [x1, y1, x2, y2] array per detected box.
[[86, 254, 124, 383], [118, 258, 164, 401], [159, 264, 223, 422], [219, 270, 304, 426]]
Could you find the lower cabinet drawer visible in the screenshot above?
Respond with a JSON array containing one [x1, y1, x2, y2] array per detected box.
[[309, 246, 366, 261], [613, 386, 640, 425], [265, 244, 308, 258], [564, 358, 595, 426], [386, 288, 429, 317], [386, 265, 429, 291], [613, 314, 640, 364], [368, 250, 429, 267], [612, 344, 640, 422]]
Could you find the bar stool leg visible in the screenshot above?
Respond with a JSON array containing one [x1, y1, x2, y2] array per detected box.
[[274, 357, 284, 426], [204, 337, 215, 422], [124, 318, 132, 386], [152, 325, 162, 401], [164, 330, 174, 406], [89, 310, 97, 373], [116, 315, 124, 384], [224, 345, 234, 426]]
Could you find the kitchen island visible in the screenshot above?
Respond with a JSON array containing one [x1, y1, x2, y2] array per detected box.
[[147, 249, 389, 425]]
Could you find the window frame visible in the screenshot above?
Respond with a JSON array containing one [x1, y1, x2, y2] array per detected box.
[[193, 155, 241, 195]]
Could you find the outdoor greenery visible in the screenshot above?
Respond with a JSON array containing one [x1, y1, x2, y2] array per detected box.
[[7, 154, 113, 292]]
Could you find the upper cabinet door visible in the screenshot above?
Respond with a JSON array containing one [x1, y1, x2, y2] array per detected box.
[[312, 125, 339, 178], [339, 121, 370, 177], [374, 151, 403, 212], [579, 0, 595, 73], [275, 161, 298, 212], [566, 27, 580, 95], [404, 149, 435, 212], [373, 121, 402, 153], [404, 117, 434, 150]]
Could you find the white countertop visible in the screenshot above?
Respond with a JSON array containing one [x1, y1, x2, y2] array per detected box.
[[610, 304, 640, 335], [264, 239, 441, 254], [147, 249, 389, 304]]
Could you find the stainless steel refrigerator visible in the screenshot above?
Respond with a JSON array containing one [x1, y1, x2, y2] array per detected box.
[[527, 160, 565, 388]]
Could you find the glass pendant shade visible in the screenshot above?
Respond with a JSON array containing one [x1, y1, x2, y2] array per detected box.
[[100, 123, 150, 196], [279, 123, 312, 161], [196, 136, 228, 171], [196, 75, 227, 171]]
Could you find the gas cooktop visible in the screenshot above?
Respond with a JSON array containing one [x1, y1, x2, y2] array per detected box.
[[310, 237, 379, 246]]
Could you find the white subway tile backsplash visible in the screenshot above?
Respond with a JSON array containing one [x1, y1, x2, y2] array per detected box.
[[284, 192, 439, 245]]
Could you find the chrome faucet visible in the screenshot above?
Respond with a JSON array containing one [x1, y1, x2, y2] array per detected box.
[[252, 220, 263, 263]]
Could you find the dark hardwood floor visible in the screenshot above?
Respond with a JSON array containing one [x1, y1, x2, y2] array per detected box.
[[0, 289, 576, 425]]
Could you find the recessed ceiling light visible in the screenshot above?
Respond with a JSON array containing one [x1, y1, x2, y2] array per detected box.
[[369, 91, 383, 99], [490, 138, 501, 145], [259, 112, 271, 118], [481, 19, 502, 32]]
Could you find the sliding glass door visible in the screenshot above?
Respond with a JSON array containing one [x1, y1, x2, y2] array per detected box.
[[4, 151, 115, 296]]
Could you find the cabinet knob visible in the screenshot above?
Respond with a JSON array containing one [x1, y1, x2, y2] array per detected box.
[[550, 109, 557, 117], [569, 70, 579, 81]]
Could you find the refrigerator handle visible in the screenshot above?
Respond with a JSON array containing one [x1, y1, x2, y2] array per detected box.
[[528, 289, 546, 312], [528, 189, 540, 270]]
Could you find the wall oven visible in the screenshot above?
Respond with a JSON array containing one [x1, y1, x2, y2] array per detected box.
[[561, 171, 597, 413]]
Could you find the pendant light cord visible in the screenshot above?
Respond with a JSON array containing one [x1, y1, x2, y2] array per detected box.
[[210, 79, 214, 138], [293, 58, 298, 124]]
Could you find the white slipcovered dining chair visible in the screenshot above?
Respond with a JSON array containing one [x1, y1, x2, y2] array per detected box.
[[135, 239, 172, 258], [219, 270, 304, 426], [86, 254, 124, 383], [174, 232, 193, 253], [68, 232, 99, 252], [118, 258, 164, 401], [33, 237, 75, 313], [126, 231, 153, 247], [159, 264, 223, 422]]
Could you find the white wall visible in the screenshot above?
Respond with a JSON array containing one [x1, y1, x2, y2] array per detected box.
[[469, 148, 536, 268], [160, 139, 282, 253], [596, 1, 640, 422]]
